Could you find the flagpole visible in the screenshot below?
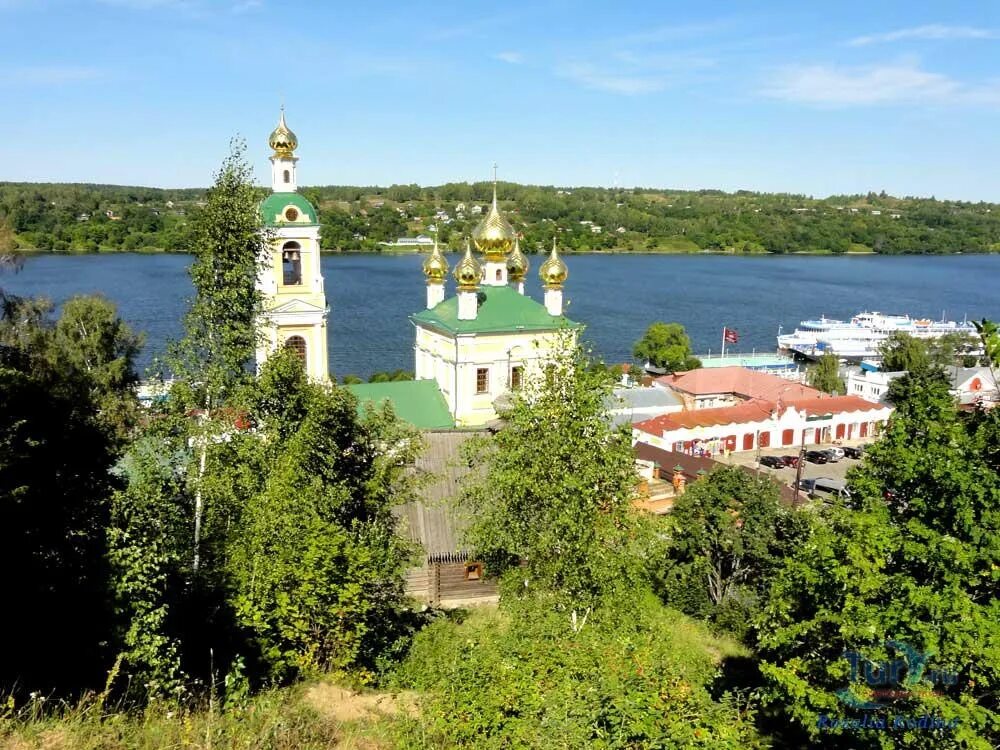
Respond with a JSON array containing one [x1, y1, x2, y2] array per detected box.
[[721, 327, 726, 359]]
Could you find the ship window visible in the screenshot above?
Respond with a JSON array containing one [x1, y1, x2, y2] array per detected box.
[[284, 336, 307, 367], [282, 242, 302, 285], [476, 368, 489, 394]]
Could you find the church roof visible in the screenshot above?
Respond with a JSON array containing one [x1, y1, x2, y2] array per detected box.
[[346, 379, 455, 430], [411, 284, 580, 335], [259, 192, 319, 227]]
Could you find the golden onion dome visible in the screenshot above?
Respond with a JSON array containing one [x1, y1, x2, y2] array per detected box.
[[453, 239, 483, 291], [422, 237, 449, 283], [471, 182, 515, 262], [507, 235, 529, 282], [268, 109, 298, 157], [539, 236, 568, 289]]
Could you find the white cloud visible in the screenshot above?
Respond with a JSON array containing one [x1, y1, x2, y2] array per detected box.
[[761, 61, 1000, 107], [849, 24, 999, 46], [231, 0, 261, 11], [0, 65, 103, 85], [494, 51, 523, 64], [557, 63, 665, 95]]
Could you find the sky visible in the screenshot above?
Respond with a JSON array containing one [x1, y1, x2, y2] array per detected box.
[[2, 0, 999, 200]]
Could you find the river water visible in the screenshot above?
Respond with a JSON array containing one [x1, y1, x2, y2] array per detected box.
[[4, 252, 998, 379]]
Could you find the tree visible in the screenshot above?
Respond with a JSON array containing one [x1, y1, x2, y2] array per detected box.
[[807, 353, 845, 395], [226, 351, 421, 681], [464, 342, 646, 621], [657, 467, 807, 639], [632, 321, 702, 372], [170, 139, 265, 410], [755, 351, 1000, 748], [878, 331, 931, 372], [0, 294, 139, 697]]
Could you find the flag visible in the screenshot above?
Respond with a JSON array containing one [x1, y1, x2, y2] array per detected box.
[[724, 327, 739, 344]]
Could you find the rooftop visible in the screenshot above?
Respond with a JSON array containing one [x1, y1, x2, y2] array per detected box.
[[656, 366, 822, 401], [411, 284, 580, 336], [259, 192, 319, 227], [346, 379, 455, 430]]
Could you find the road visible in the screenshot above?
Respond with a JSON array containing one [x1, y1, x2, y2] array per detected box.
[[725, 444, 863, 488]]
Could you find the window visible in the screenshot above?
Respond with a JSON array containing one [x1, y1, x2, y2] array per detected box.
[[283, 169, 290, 184], [464, 562, 483, 581], [282, 242, 302, 285], [284, 206, 299, 222], [284, 335, 307, 366], [495, 268, 503, 282], [476, 367, 489, 394], [510, 365, 523, 390]]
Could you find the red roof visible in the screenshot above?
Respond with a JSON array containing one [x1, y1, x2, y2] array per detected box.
[[633, 394, 884, 436], [656, 367, 823, 401]]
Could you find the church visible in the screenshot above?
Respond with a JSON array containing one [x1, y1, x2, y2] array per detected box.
[[254, 112, 580, 427]]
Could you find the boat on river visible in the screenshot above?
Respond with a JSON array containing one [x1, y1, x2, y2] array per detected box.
[[777, 311, 979, 361]]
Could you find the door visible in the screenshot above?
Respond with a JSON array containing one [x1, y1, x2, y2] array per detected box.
[[782, 429, 794, 446], [835, 423, 845, 440], [743, 433, 754, 451], [860, 422, 869, 438], [725, 435, 737, 452], [759, 431, 771, 448]]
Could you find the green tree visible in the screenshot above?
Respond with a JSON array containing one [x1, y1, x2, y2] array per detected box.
[[657, 467, 807, 639], [464, 342, 646, 621], [170, 139, 265, 410], [807, 352, 845, 395], [878, 331, 931, 372], [755, 357, 1000, 748], [226, 351, 421, 681], [632, 321, 702, 372]]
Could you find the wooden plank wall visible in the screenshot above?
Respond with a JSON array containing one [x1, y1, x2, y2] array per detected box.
[[403, 563, 498, 608]]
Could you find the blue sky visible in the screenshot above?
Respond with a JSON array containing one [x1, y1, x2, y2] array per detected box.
[[2, 0, 999, 200]]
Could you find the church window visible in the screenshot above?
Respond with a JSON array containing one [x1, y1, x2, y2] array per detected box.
[[284, 336, 307, 366], [510, 365, 523, 390], [476, 367, 489, 394], [284, 207, 299, 222], [282, 242, 302, 285], [283, 169, 290, 183], [495, 268, 502, 282]]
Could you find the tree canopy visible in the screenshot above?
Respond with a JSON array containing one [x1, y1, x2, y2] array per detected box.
[[633, 321, 702, 372]]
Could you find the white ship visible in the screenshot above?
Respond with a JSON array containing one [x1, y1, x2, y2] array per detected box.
[[777, 311, 979, 360]]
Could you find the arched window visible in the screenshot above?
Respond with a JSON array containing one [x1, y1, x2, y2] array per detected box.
[[282, 241, 302, 285], [284, 335, 307, 366], [283, 169, 290, 184]]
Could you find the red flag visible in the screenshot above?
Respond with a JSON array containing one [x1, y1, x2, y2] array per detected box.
[[724, 327, 739, 344]]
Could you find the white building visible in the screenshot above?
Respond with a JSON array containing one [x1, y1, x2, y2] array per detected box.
[[254, 110, 330, 382], [411, 183, 578, 426]]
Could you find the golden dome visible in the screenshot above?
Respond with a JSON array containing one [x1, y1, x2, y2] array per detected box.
[[471, 180, 515, 262], [422, 237, 449, 284], [268, 109, 298, 157], [453, 239, 483, 291], [539, 236, 568, 289], [507, 235, 529, 282]]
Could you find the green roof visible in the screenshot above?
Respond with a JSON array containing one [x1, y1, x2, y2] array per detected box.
[[411, 285, 580, 335], [259, 192, 319, 227], [346, 379, 455, 430]]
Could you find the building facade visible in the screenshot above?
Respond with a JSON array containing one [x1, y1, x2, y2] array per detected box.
[[254, 110, 330, 382], [410, 182, 578, 426]]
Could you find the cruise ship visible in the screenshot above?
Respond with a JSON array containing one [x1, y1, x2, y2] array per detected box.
[[777, 312, 979, 361]]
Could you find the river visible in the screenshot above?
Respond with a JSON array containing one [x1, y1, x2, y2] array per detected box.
[[3, 252, 998, 379]]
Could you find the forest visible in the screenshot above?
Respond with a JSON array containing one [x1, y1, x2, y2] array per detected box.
[[2, 179, 1000, 255]]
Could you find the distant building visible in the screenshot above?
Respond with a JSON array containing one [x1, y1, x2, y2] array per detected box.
[[604, 386, 683, 428], [654, 366, 821, 410], [946, 365, 999, 407], [845, 363, 904, 403]]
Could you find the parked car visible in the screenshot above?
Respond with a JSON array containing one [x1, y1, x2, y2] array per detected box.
[[797, 478, 817, 492], [810, 477, 852, 502], [824, 446, 845, 461], [843, 446, 864, 459], [780, 455, 800, 468], [805, 450, 829, 464], [759, 455, 785, 469]]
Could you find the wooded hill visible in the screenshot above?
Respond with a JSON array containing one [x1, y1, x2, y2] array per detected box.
[[2, 180, 999, 255]]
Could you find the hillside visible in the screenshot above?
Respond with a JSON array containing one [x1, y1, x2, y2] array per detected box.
[[2, 180, 999, 255]]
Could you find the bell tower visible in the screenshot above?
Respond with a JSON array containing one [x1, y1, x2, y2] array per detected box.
[[255, 109, 330, 382]]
